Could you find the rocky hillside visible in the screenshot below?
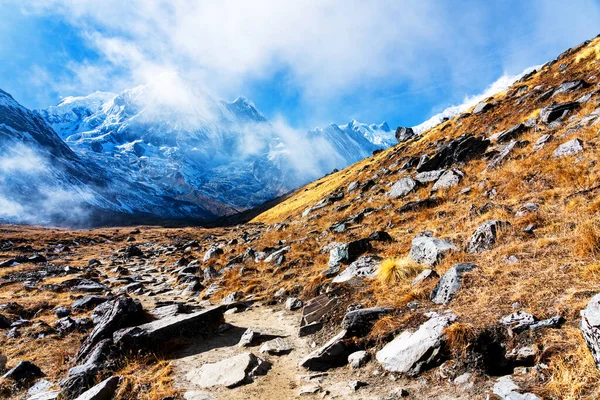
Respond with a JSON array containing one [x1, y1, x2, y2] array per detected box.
[[1, 35, 600, 400]]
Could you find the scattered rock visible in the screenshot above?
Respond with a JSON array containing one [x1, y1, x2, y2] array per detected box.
[[328, 239, 372, 267], [368, 231, 393, 242], [409, 233, 457, 266], [529, 316, 565, 331], [467, 220, 510, 254], [416, 134, 490, 172], [285, 297, 303, 311], [414, 169, 445, 184], [76, 297, 144, 363], [376, 312, 456, 375], [348, 351, 369, 369], [74, 376, 120, 400], [473, 102, 493, 114], [533, 134, 552, 151], [581, 293, 600, 368], [203, 247, 224, 262], [341, 307, 392, 336], [186, 352, 270, 388], [389, 177, 417, 199], [238, 328, 261, 347], [411, 269, 439, 286], [1, 360, 44, 383], [553, 138, 583, 157], [332, 256, 381, 283], [299, 330, 349, 371], [0, 353, 6, 370], [540, 102, 579, 124], [348, 380, 368, 391], [499, 311, 536, 332], [431, 263, 478, 304], [259, 338, 293, 355], [492, 376, 540, 400], [431, 169, 464, 192]]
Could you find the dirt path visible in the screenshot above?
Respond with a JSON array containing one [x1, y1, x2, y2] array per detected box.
[[171, 306, 313, 400], [167, 304, 471, 400]]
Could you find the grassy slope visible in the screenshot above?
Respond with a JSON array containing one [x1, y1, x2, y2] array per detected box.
[[246, 35, 600, 398]]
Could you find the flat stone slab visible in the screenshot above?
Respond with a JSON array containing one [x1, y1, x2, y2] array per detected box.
[[114, 307, 224, 350], [186, 352, 270, 388]]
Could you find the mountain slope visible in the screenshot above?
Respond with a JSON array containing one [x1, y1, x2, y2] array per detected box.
[[240, 34, 600, 398]]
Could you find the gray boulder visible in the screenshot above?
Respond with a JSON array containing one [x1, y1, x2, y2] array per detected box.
[[414, 169, 445, 184], [299, 330, 349, 371], [389, 177, 417, 199], [540, 102, 579, 124], [376, 312, 456, 375], [74, 376, 120, 400], [409, 233, 457, 266], [186, 353, 270, 388], [285, 297, 303, 311], [467, 220, 510, 254], [581, 293, 600, 368], [332, 256, 381, 283], [395, 127, 415, 142], [430, 263, 478, 304], [203, 246, 224, 262], [328, 239, 372, 267], [300, 295, 338, 328], [1, 360, 44, 383], [416, 134, 490, 172], [77, 297, 143, 363], [348, 351, 370, 369], [341, 307, 392, 336], [473, 102, 492, 114], [554, 138, 583, 157], [431, 169, 464, 192]]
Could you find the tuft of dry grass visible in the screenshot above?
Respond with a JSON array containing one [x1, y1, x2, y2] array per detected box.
[[445, 322, 478, 358], [574, 219, 600, 258], [377, 257, 423, 285]]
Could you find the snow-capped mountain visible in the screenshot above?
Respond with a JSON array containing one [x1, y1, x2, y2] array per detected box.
[[32, 73, 392, 224], [307, 120, 393, 165]]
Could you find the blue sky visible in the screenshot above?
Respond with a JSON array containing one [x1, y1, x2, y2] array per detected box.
[[2, 0, 600, 130]]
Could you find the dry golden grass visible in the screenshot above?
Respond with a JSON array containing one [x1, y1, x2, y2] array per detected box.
[[114, 357, 179, 400], [2, 32, 600, 400], [377, 257, 423, 285]]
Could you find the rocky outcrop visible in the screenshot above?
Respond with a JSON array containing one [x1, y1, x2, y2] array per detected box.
[[416, 134, 490, 172], [540, 102, 579, 124], [76, 297, 143, 363]]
